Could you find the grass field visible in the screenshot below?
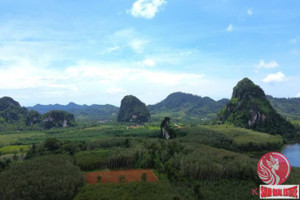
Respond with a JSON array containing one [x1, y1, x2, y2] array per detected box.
[[0, 126, 159, 146], [179, 125, 283, 152], [0, 145, 31, 155], [0, 132, 46, 146]]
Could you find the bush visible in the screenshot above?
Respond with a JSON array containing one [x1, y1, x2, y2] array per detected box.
[[0, 155, 84, 200], [44, 138, 62, 151], [75, 149, 109, 171]]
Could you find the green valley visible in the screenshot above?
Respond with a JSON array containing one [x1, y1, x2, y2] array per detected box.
[[0, 78, 299, 200]]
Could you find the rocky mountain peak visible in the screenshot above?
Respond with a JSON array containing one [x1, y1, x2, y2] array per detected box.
[[218, 78, 295, 137], [117, 95, 151, 123]]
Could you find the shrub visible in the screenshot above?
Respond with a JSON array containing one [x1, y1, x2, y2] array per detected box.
[[0, 155, 84, 200], [44, 138, 62, 151]]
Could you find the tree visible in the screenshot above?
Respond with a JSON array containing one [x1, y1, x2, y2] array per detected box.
[[0, 155, 84, 200], [44, 138, 62, 151]]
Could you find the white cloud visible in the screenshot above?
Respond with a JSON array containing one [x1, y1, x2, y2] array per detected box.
[[247, 9, 252, 15], [0, 59, 209, 105], [127, 0, 167, 19], [226, 24, 233, 32], [297, 93, 300, 97], [256, 60, 279, 69], [107, 46, 121, 53], [263, 71, 285, 83], [65, 61, 205, 86], [128, 39, 148, 53], [143, 59, 156, 67], [106, 87, 126, 95], [97, 46, 121, 55], [106, 28, 150, 54], [0, 65, 78, 91]]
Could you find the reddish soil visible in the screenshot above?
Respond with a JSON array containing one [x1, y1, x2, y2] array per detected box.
[[85, 169, 159, 184]]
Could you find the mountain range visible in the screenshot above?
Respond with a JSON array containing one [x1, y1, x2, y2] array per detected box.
[[27, 92, 300, 122], [28, 103, 119, 122]]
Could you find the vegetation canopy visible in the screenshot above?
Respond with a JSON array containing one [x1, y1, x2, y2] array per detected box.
[[0, 154, 84, 200], [218, 78, 295, 138]]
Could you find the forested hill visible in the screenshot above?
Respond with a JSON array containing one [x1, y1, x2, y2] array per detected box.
[[0, 97, 75, 130], [267, 96, 300, 120], [117, 95, 151, 123], [26, 93, 300, 122], [148, 92, 228, 115], [217, 78, 295, 137], [148, 92, 300, 121], [28, 103, 119, 121]]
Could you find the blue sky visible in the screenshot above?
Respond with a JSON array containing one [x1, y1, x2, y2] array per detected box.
[[0, 0, 299, 106]]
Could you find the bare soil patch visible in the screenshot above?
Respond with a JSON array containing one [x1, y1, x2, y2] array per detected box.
[[85, 169, 159, 184]]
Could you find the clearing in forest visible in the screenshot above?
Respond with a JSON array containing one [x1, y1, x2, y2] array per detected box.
[[85, 169, 159, 184]]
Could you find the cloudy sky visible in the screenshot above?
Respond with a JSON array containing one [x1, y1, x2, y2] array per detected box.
[[0, 0, 299, 106]]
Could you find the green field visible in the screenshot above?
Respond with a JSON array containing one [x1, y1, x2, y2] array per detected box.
[[0, 145, 31, 155], [0, 124, 299, 200], [178, 125, 283, 153]]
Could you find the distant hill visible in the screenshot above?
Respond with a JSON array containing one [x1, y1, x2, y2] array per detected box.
[[148, 92, 300, 122], [0, 97, 28, 124], [148, 92, 228, 122], [0, 97, 75, 130], [118, 95, 151, 123], [14, 91, 300, 124], [42, 110, 75, 129], [28, 103, 119, 122], [217, 78, 295, 137], [267, 96, 300, 120], [0, 96, 42, 130]]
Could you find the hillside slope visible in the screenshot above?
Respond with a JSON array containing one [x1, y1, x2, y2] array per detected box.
[[217, 78, 295, 137], [267, 96, 300, 120], [148, 92, 228, 121]]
